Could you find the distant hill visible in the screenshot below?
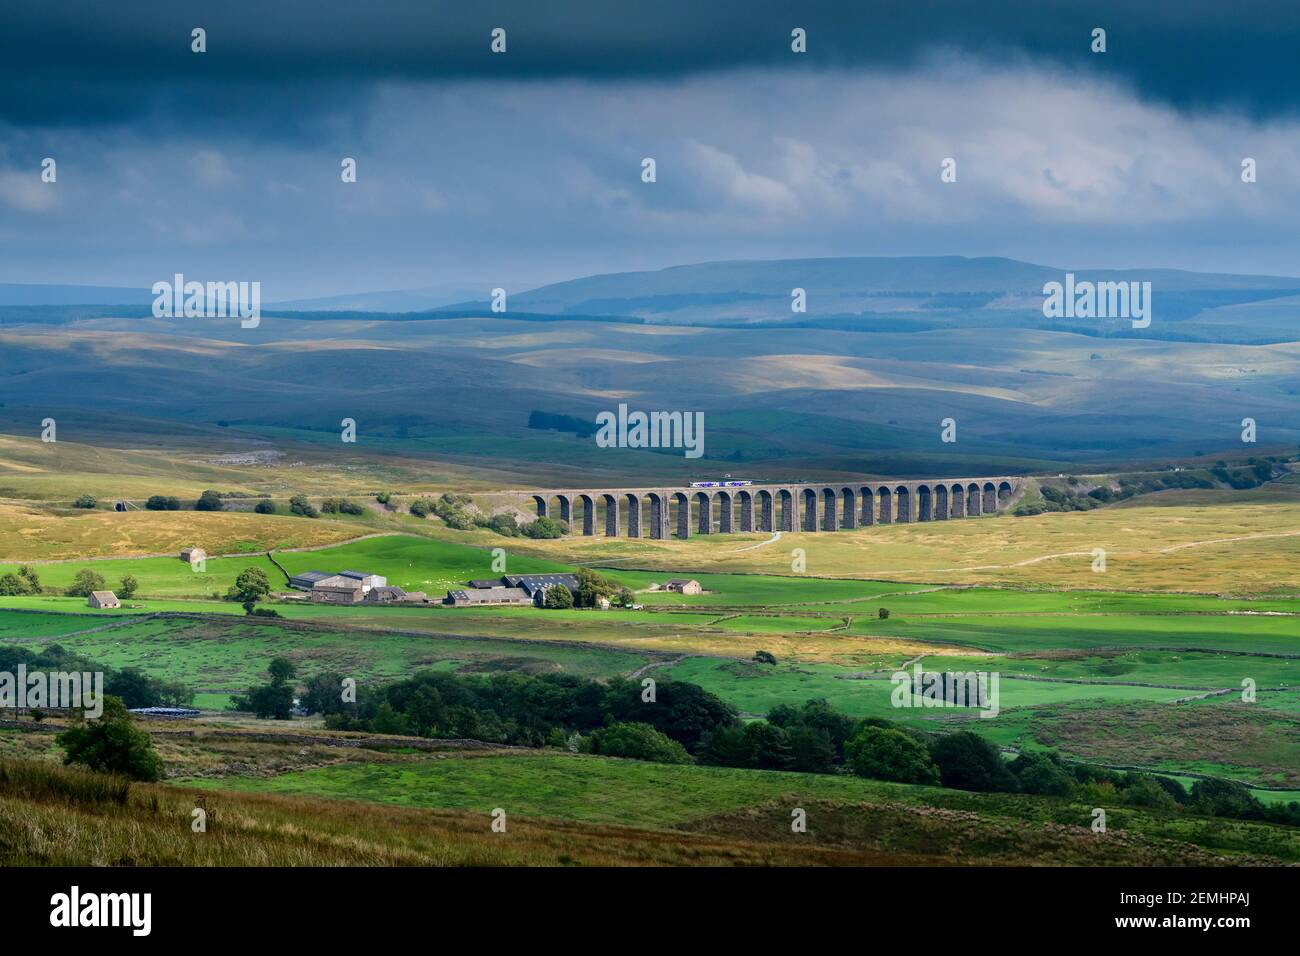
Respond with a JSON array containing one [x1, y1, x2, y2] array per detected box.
[[422, 256, 1300, 343], [0, 283, 153, 306], [0, 255, 1296, 478], [267, 282, 497, 312]]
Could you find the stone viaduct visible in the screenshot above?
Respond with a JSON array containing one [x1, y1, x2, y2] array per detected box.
[[507, 477, 1023, 539]]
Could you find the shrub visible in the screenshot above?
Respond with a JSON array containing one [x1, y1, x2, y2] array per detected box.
[[289, 495, 318, 518], [878, 607, 890, 620], [254, 500, 276, 515], [73, 494, 97, 509], [542, 584, 574, 609], [584, 722, 691, 764], [522, 516, 567, 539], [57, 696, 164, 782], [0, 566, 41, 596], [0, 574, 27, 596], [846, 725, 939, 784], [145, 495, 181, 511], [484, 513, 519, 536], [195, 490, 224, 511], [753, 650, 777, 665]]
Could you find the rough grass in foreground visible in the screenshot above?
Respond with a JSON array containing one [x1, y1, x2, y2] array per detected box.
[[183, 751, 1298, 865], [4, 755, 1293, 867]]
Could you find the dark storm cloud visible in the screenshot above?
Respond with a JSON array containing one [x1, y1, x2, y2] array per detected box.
[[4, 0, 1300, 131]]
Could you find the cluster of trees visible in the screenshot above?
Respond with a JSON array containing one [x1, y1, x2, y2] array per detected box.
[[534, 570, 634, 610], [232, 657, 298, 719], [699, 704, 1300, 827], [474, 512, 520, 536], [1010, 750, 1300, 826], [320, 497, 365, 515], [63, 568, 137, 599], [397, 495, 566, 539], [1017, 460, 1284, 516], [0, 565, 42, 596], [409, 493, 475, 529], [0, 644, 192, 709], [145, 495, 181, 510], [289, 494, 318, 518], [73, 494, 97, 509], [317, 672, 738, 754], [1209, 461, 1274, 490], [520, 516, 568, 539], [194, 490, 225, 511]]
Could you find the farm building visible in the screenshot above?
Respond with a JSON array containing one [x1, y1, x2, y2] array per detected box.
[[443, 573, 581, 608], [338, 570, 387, 592], [502, 574, 580, 599], [364, 585, 426, 604], [288, 570, 332, 591], [444, 587, 532, 607], [87, 591, 120, 609], [666, 579, 702, 595], [180, 547, 206, 565], [309, 576, 365, 604]]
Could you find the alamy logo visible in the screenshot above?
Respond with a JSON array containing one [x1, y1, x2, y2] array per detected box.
[[891, 663, 1000, 718], [595, 403, 704, 459], [1042, 273, 1151, 328], [0, 666, 103, 718], [50, 886, 151, 936], [152, 273, 261, 328]]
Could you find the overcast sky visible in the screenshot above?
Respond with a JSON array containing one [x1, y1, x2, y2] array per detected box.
[[3, 1, 1300, 299]]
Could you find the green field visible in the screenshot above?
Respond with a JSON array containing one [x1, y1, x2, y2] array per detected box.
[[0, 533, 567, 598]]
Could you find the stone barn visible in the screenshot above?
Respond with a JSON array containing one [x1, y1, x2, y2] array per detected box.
[[666, 578, 703, 595]]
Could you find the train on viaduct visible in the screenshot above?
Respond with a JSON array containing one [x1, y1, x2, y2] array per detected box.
[[509, 477, 1023, 539]]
